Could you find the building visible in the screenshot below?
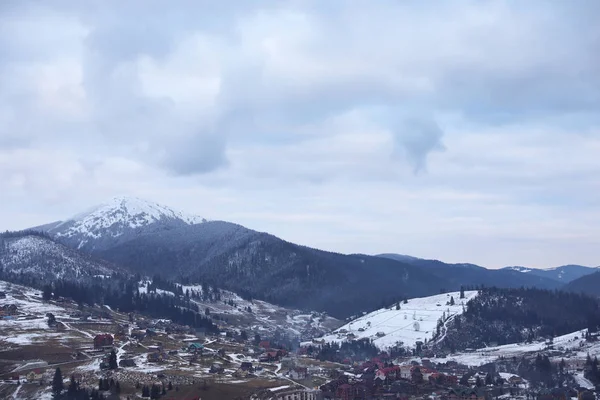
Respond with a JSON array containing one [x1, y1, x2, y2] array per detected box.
[[272, 388, 321, 400], [240, 361, 253, 372], [93, 334, 114, 350], [26, 369, 45, 382], [188, 343, 204, 353], [119, 359, 136, 367], [147, 352, 166, 363]]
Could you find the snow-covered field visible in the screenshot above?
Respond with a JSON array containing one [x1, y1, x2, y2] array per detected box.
[[314, 291, 478, 350], [446, 329, 600, 367]]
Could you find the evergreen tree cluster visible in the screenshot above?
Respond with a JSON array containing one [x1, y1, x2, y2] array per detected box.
[[440, 287, 600, 351], [304, 338, 380, 362]]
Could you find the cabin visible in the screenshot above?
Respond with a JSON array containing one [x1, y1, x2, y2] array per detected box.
[[259, 351, 280, 362], [26, 369, 45, 382], [119, 359, 136, 367], [508, 375, 524, 385], [147, 352, 165, 363], [209, 363, 224, 374], [259, 340, 270, 349], [240, 361, 253, 372], [93, 334, 114, 350], [188, 343, 204, 353], [0, 304, 18, 316]]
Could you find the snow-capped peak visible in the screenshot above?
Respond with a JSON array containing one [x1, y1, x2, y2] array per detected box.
[[51, 196, 205, 244]]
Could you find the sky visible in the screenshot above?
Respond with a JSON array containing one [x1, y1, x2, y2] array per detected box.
[[1, 1, 599, 269]]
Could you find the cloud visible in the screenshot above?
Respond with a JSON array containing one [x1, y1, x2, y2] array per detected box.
[[1, 0, 600, 268], [392, 116, 446, 174]]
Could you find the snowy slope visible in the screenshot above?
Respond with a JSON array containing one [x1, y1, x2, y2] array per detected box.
[[138, 281, 342, 340], [315, 291, 478, 350], [0, 234, 116, 280], [42, 196, 206, 250], [446, 328, 600, 367]]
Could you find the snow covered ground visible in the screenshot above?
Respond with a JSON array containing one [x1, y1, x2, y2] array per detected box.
[[315, 291, 478, 350], [137, 281, 341, 338], [445, 329, 600, 367]]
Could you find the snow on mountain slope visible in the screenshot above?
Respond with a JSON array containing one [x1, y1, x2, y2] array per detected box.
[[314, 291, 478, 350], [138, 281, 342, 340], [446, 328, 600, 367], [0, 234, 115, 280], [44, 196, 206, 250]]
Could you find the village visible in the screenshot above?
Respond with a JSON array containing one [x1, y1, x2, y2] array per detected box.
[[1, 281, 600, 400]]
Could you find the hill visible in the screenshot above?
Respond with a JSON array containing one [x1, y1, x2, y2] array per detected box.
[[95, 224, 450, 318], [564, 271, 600, 296], [0, 231, 118, 282], [438, 287, 600, 352], [314, 290, 479, 351]]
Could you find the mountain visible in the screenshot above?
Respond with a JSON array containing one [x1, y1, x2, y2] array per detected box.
[[502, 264, 600, 284], [563, 271, 600, 296], [377, 254, 561, 291], [25, 197, 576, 319], [35, 196, 206, 251], [93, 223, 450, 318], [0, 231, 117, 281]]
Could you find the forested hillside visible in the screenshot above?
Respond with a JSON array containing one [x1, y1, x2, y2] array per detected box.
[[438, 287, 600, 351], [564, 271, 600, 297]]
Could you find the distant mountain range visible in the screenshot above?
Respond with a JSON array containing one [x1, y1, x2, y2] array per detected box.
[[2, 196, 597, 318], [378, 254, 599, 285]]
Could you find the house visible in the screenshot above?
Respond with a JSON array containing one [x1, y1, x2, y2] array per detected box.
[[288, 367, 308, 380], [446, 388, 487, 400], [93, 334, 114, 349], [508, 375, 524, 385], [399, 365, 413, 379], [188, 343, 204, 353], [0, 304, 18, 316], [209, 363, 224, 374], [26, 369, 45, 382], [259, 351, 280, 362], [147, 352, 165, 363], [259, 340, 270, 349], [271, 388, 321, 400], [119, 359, 136, 367], [240, 361, 253, 372]]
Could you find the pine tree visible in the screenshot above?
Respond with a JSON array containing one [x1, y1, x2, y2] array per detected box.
[[450, 296, 455, 306], [460, 286, 465, 299], [150, 384, 160, 399], [142, 385, 150, 398], [109, 350, 118, 370], [68, 374, 78, 396], [168, 381, 173, 390], [52, 367, 64, 398]]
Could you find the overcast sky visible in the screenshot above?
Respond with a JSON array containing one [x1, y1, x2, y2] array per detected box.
[[1, 1, 599, 269]]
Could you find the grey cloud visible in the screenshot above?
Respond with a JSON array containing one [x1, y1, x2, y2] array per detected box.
[[162, 132, 228, 176], [393, 117, 445, 174]]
